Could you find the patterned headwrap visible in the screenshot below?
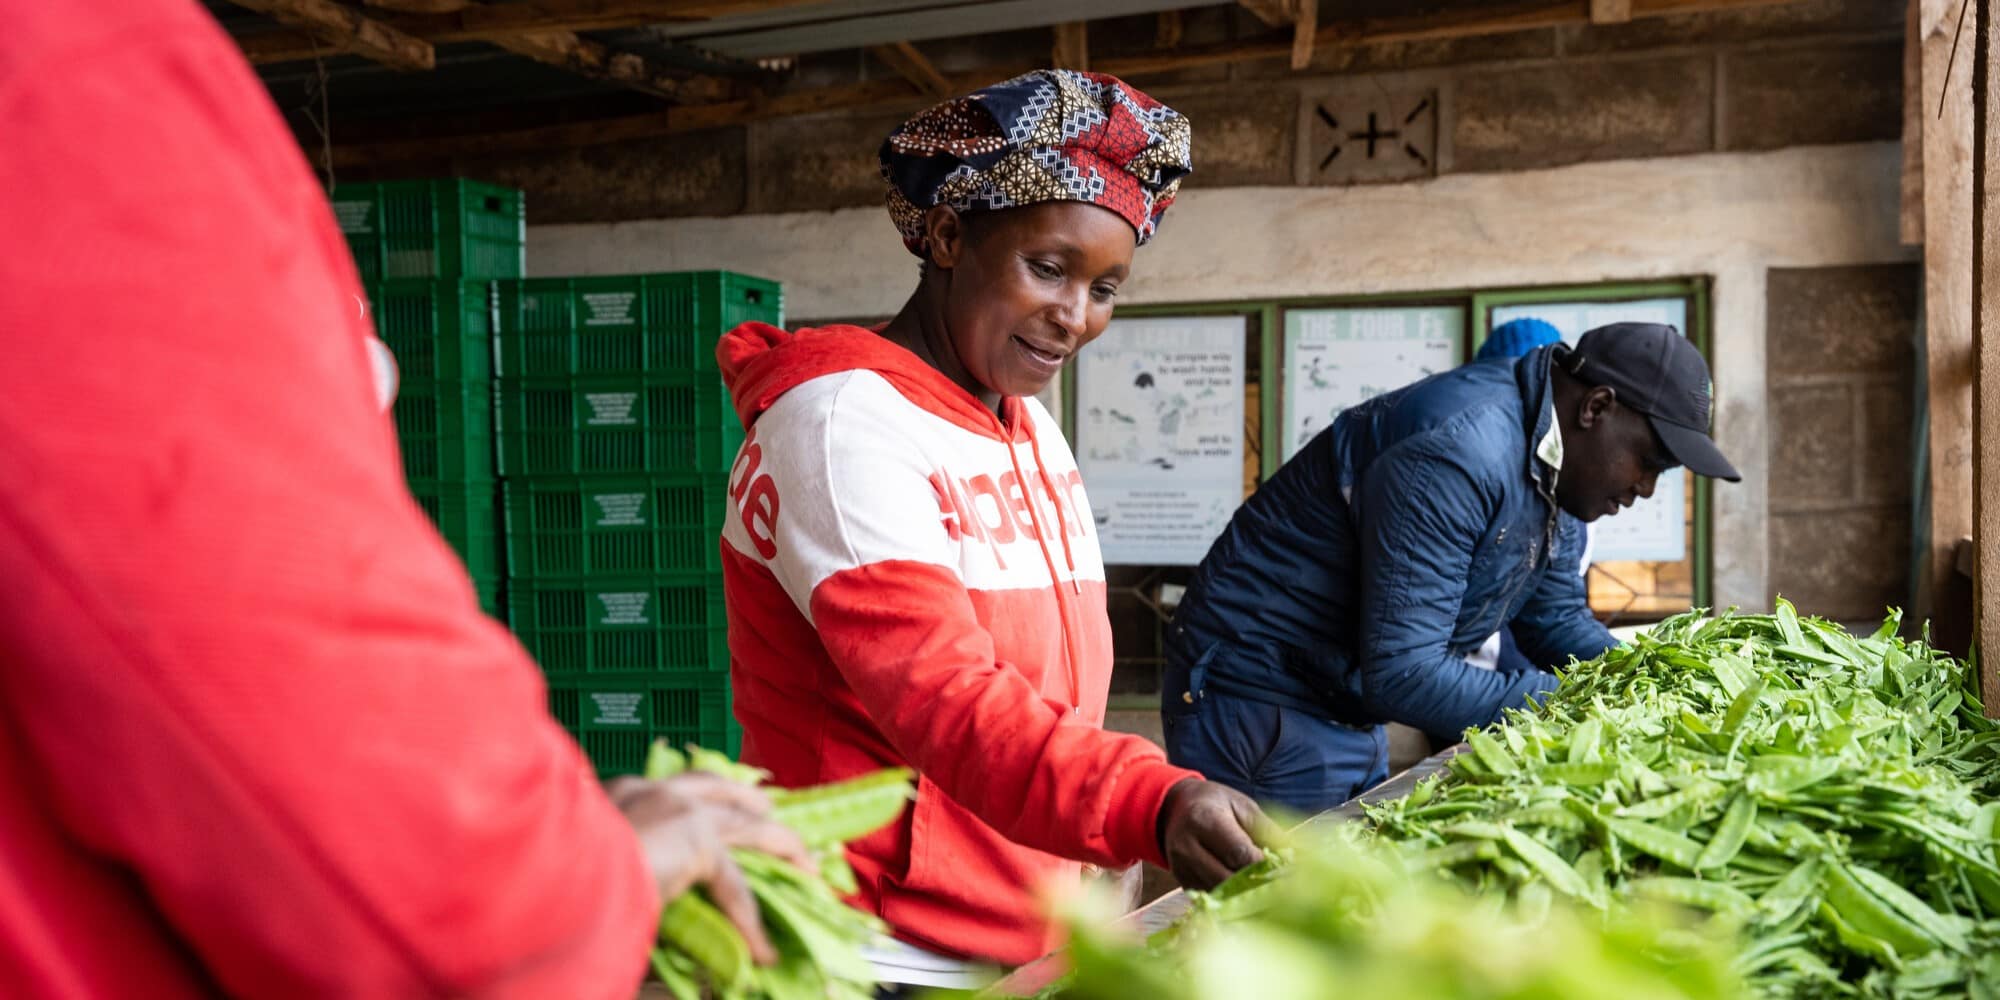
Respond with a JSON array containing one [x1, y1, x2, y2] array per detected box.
[[879, 70, 1193, 258]]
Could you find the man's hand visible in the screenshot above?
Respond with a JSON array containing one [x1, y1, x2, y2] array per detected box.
[[606, 773, 812, 965], [1155, 778, 1268, 891]]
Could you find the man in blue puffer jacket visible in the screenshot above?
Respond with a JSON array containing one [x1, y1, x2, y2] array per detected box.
[[1162, 322, 1741, 813]]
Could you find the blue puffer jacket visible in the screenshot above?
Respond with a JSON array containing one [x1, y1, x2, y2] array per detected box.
[[1167, 345, 1614, 742]]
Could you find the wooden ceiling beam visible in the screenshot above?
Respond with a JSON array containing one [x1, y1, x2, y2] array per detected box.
[[242, 0, 734, 101], [238, 0, 818, 61], [1590, 0, 1635, 23], [1236, 0, 1293, 28], [224, 0, 435, 71], [325, 0, 1816, 167], [868, 41, 951, 99]]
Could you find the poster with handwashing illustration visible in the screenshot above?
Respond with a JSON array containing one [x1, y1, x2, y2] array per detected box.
[[1075, 316, 1246, 565]]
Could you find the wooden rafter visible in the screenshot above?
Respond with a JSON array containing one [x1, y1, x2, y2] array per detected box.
[[1236, 0, 1294, 27], [1590, 0, 1635, 23], [1238, 0, 1316, 69], [868, 41, 950, 99], [225, 0, 434, 71], [1292, 0, 1317, 70], [245, 0, 734, 102], [361, 0, 461, 12], [324, 0, 1818, 167], [237, 0, 816, 61], [1156, 9, 1184, 50]]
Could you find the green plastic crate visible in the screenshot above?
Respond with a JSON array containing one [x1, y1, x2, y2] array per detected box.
[[507, 574, 728, 675], [504, 474, 727, 579], [494, 272, 782, 380], [371, 280, 496, 481], [330, 179, 524, 283], [367, 279, 494, 385], [471, 573, 504, 621], [393, 379, 494, 482], [409, 478, 503, 582], [496, 374, 737, 478], [548, 674, 733, 776]]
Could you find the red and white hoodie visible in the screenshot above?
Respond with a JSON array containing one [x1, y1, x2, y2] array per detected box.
[[718, 323, 1200, 965]]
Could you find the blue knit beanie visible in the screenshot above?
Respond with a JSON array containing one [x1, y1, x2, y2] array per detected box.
[[1478, 317, 1563, 361]]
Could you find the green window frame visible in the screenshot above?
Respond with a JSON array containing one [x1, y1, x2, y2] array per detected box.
[[1062, 276, 1715, 615]]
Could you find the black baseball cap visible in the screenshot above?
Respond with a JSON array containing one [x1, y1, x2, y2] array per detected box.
[[1557, 322, 1741, 482]]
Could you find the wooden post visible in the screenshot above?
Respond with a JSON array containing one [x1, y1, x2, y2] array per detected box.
[[1975, 0, 2000, 710], [1053, 22, 1089, 71], [1906, 0, 1928, 245], [1920, 0, 1977, 636]]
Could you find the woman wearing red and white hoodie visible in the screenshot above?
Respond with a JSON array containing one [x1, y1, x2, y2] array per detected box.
[[717, 71, 1268, 988]]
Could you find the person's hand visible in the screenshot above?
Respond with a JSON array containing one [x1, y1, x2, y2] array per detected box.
[[607, 773, 812, 964], [1155, 778, 1269, 891]]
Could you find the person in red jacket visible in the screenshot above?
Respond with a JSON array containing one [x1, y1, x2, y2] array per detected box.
[[0, 1, 806, 995], [718, 70, 1268, 989]]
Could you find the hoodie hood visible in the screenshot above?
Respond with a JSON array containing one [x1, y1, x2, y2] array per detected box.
[[717, 322, 1028, 439]]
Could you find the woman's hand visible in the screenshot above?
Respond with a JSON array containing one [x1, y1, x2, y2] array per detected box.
[[607, 773, 813, 964], [1155, 778, 1269, 891]]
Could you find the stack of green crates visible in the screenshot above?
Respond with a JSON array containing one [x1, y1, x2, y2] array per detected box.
[[332, 178, 525, 618], [495, 272, 782, 775]]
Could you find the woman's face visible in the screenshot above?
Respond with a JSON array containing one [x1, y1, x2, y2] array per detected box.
[[928, 201, 1136, 400]]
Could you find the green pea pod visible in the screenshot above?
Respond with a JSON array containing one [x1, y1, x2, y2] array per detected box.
[[1408, 839, 1500, 871], [659, 892, 753, 992], [1775, 599, 1808, 648], [1533, 761, 1618, 786], [1745, 755, 1845, 796], [1465, 730, 1518, 776], [1605, 817, 1706, 871], [1617, 779, 1725, 821], [1821, 862, 1936, 959], [1721, 678, 1766, 735], [1846, 864, 1969, 954], [1499, 825, 1594, 901], [1440, 820, 1510, 842], [644, 741, 688, 781], [1970, 804, 2000, 915], [1818, 900, 1905, 968], [1696, 793, 1757, 871], [1567, 717, 1603, 764], [1628, 876, 1756, 917], [1752, 858, 1822, 926], [651, 946, 705, 1000], [1508, 805, 1588, 833], [770, 768, 914, 846]]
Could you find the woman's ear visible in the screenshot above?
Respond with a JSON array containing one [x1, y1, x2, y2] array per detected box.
[[924, 205, 967, 270]]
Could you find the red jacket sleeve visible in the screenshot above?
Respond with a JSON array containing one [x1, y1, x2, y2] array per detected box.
[[0, 5, 655, 997]]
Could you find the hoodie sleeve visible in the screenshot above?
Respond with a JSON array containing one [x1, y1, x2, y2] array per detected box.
[[1509, 514, 1617, 669], [732, 375, 1196, 869], [1350, 432, 1559, 741], [0, 15, 656, 996]]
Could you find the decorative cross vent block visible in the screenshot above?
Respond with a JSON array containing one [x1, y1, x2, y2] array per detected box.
[[1304, 88, 1438, 186]]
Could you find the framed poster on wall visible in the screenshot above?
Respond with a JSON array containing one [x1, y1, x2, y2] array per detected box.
[[1280, 305, 1465, 461], [1488, 297, 1690, 564], [1073, 315, 1247, 565]]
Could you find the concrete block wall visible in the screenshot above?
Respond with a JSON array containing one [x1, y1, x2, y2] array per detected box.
[[445, 0, 1900, 226], [1765, 264, 1921, 622]]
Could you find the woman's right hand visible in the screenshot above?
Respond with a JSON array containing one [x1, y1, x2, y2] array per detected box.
[[606, 773, 813, 964], [1155, 778, 1270, 891]]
